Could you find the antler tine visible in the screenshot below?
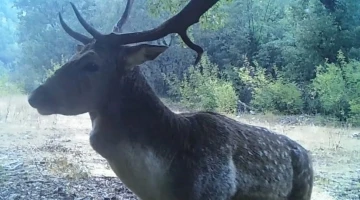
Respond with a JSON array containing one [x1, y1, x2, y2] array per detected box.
[[59, 13, 92, 44], [113, 0, 134, 33], [69, 2, 103, 39], [106, 0, 221, 65]]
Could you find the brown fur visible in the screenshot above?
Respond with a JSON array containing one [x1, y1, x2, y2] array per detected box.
[[29, 60, 314, 199]]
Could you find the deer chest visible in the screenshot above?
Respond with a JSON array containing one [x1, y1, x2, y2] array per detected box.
[[89, 127, 174, 200]]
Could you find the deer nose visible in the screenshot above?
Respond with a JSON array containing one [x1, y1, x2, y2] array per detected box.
[[28, 85, 51, 108]]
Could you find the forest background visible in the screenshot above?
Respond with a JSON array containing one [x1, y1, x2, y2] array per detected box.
[[1, 0, 360, 126]]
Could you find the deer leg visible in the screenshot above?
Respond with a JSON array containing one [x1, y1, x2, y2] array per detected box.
[[287, 148, 314, 200]]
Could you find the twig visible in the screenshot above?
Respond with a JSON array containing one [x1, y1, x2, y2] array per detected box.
[[237, 100, 257, 113], [5, 99, 11, 122], [33, 159, 55, 184]]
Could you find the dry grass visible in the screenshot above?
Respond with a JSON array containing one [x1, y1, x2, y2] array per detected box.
[[1, 95, 360, 200]]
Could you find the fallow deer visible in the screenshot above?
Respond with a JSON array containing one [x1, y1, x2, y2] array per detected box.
[[27, 0, 314, 199]]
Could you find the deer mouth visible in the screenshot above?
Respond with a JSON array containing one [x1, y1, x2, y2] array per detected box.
[[36, 107, 58, 116], [31, 102, 59, 116], [28, 85, 59, 115]]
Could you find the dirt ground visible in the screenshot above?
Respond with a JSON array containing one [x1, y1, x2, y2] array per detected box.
[[0, 95, 359, 200]]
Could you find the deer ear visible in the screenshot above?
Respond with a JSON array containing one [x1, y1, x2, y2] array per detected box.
[[122, 44, 168, 69]]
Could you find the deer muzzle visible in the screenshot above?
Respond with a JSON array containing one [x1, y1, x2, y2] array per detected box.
[[28, 85, 58, 115]]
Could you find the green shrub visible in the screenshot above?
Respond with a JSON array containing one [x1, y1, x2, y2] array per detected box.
[[213, 82, 238, 114], [312, 51, 360, 124], [165, 54, 237, 114], [43, 55, 67, 82], [253, 81, 303, 114], [312, 61, 348, 117], [349, 98, 360, 125], [237, 61, 304, 114], [0, 66, 24, 96]]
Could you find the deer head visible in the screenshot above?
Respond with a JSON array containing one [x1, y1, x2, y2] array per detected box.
[[28, 0, 220, 116]]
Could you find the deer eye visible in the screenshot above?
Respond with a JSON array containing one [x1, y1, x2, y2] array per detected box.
[[83, 63, 99, 72]]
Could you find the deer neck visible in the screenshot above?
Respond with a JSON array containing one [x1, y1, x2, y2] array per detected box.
[[106, 66, 175, 127], [89, 66, 181, 158], [88, 67, 182, 199]]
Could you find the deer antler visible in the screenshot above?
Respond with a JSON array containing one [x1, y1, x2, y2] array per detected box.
[[69, 2, 103, 39], [113, 0, 134, 33], [59, 2, 103, 44], [59, 0, 221, 64], [107, 0, 221, 64], [59, 0, 134, 43], [113, 0, 173, 47], [59, 13, 92, 44]]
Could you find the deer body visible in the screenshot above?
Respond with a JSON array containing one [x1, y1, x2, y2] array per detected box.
[[86, 67, 313, 200], [27, 1, 313, 199]]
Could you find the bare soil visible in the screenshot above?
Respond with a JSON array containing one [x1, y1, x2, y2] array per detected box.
[[0, 95, 359, 200]]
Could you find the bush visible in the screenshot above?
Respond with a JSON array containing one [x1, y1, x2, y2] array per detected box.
[[349, 98, 360, 125], [312, 51, 360, 124], [42, 55, 67, 82], [0, 65, 24, 96], [253, 81, 303, 114], [165, 54, 237, 114], [237, 61, 304, 114], [312, 60, 348, 118]]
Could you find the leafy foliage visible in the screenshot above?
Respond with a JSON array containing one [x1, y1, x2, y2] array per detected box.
[[0, 0, 359, 124], [165, 54, 237, 114], [12, 0, 100, 90], [147, 0, 232, 30], [0, 0, 19, 65], [43, 55, 68, 82], [0, 64, 23, 96], [237, 59, 303, 114], [312, 51, 360, 124]]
